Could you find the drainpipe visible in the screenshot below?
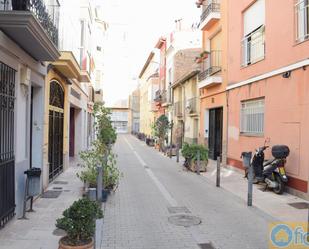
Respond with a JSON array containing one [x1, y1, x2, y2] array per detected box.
[[182, 82, 186, 145], [225, 90, 229, 167]]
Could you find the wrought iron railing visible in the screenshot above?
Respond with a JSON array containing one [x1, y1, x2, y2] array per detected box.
[[295, 0, 309, 42], [0, 0, 59, 47], [241, 26, 265, 66], [161, 89, 167, 103], [174, 101, 183, 117], [200, 2, 220, 23], [154, 89, 161, 102], [198, 50, 222, 81], [186, 97, 198, 114]]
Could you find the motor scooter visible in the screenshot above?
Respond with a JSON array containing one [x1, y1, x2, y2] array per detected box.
[[242, 141, 290, 194]]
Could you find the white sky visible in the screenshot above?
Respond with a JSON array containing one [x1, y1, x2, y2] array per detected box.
[[100, 0, 200, 107]]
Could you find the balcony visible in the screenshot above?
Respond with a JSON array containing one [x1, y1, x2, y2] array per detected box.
[[198, 50, 222, 88], [241, 26, 265, 67], [200, 2, 220, 30], [185, 97, 198, 116], [174, 101, 183, 118], [0, 0, 60, 61], [154, 89, 162, 102]]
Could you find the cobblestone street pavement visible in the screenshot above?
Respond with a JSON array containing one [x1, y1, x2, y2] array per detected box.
[[100, 135, 274, 249]]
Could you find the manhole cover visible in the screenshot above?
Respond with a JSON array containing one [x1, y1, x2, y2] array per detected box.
[[168, 206, 191, 214], [41, 190, 62, 198], [288, 202, 309, 209], [198, 243, 215, 249], [168, 215, 201, 227], [53, 187, 63, 190], [53, 181, 68, 185], [53, 228, 66, 236]]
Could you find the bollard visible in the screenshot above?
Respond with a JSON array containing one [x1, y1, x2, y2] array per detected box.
[[247, 164, 253, 206], [196, 150, 200, 175], [216, 156, 221, 187], [97, 165, 102, 202], [176, 144, 180, 163]]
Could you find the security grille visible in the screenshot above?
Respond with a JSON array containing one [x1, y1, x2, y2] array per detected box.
[[0, 62, 16, 228], [295, 0, 309, 42], [240, 98, 264, 134]]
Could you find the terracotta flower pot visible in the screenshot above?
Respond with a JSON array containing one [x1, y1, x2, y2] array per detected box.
[[59, 237, 94, 249]]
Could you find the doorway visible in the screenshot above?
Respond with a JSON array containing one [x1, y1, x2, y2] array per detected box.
[[48, 81, 64, 181], [208, 107, 223, 160]]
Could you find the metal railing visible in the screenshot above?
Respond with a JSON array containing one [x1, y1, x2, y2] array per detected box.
[[174, 101, 183, 117], [200, 2, 220, 23], [186, 97, 198, 114], [0, 0, 59, 47], [241, 26, 265, 66], [198, 50, 222, 81], [154, 89, 161, 102], [161, 89, 167, 103], [295, 0, 309, 42]]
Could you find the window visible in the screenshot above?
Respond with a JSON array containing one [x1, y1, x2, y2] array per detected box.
[[242, 0, 265, 66], [295, 0, 309, 42], [240, 98, 264, 135]]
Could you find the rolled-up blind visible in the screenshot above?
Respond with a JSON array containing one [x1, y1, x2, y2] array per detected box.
[[244, 0, 265, 36]]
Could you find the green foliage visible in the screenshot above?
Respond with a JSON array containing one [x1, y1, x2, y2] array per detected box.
[[181, 143, 208, 162], [93, 102, 117, 145], [77, 102, 121, 191], [56, 198, 103, 245], [152, 115, 170, 150]]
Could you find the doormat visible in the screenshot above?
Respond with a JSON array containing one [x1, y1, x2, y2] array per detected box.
[[288, 202, 309, 209], [41, 190, 62, 199], [198, 243, 216, 249], [168, 206, 191, 214], [53, 181, 68, 185]]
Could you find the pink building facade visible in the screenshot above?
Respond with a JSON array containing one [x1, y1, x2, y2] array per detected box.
[[227, 0, 309, 197]]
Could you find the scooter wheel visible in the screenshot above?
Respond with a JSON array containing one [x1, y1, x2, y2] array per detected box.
[[273, 173, 285, 194]]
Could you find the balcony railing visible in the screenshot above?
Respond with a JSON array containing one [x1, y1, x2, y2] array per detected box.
[[241, 26, 265, 66], [200, 2, 220, 23], [185, 97, 198, 114], [161, 89, 167, 103], [174, 101, 183, 117], [198, 50, 222, 81], [1, 0, 59, 47], [295, 0, 309, 42], [154, 89, 161, 102]]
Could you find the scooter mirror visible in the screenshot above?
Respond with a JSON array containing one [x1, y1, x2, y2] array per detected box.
[[264, 137, 271, 146]]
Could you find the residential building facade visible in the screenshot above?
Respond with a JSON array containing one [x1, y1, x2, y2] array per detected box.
[[196, 0, 228, 162], [129, 88, 140, 133], [110, 107, 129, 134], [227, 0, 309, 197], [139, 52, 159, 137], [0, 0, 60, 223]]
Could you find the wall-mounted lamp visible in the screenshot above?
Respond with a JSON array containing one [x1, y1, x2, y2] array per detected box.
[[282, 71, 291, 78]]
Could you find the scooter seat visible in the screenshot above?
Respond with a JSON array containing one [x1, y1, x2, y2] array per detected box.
[[263, 158, 276, 167]]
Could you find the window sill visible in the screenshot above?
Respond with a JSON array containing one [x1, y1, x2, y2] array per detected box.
[[241, 57, 265, 69], [294, 37, 309, 47], [240, 132, 264, 137]]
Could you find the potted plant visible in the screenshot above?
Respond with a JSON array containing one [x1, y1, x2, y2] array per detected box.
[[181, 143, 208, 172], [56, 198, 103, 249], [152, 115, 170, 152]]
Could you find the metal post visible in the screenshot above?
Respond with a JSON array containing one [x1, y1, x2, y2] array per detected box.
[[307, 206, 309, 243], [196, 150, 200, 175], [247, 164, 253, 206], [169, 121, 173, 158], [97, 165, 102, 202], [176, 144, 180, 163], [216, 156, 221, 187], [20, 177, 29, 219]]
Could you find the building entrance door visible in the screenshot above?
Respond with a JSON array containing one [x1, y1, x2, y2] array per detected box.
[[48, 81, 64, 181]]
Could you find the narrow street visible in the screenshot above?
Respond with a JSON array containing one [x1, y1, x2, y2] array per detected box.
[[101, 135, 272, 249]]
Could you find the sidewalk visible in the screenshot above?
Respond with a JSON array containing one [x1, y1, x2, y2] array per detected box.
[[170, 153, 308, 222], [0, 164, 84, 249]]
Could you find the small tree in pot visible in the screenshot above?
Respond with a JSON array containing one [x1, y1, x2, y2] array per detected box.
[[56, 198, 103, 249], [181, 143, 208, 172], [153, 115, 170, 152]]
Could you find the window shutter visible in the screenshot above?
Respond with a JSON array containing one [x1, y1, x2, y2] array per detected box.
[[244, 0, 265, 36]]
